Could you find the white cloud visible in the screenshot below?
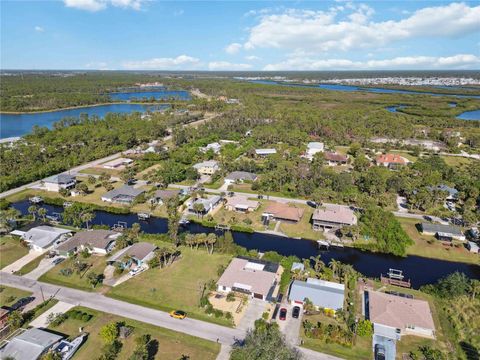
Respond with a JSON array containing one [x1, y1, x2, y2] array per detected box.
[[244, 3, 480, 52], [225, 43, 242, 54], [122, 55, 201, 70], [64, 0, 143, 12], [263, 54, 480, 70], [34, 26, 44, 32], [85, 61, 110, 70], [208, 61, 252, 70], [245, 55, 261, 61]]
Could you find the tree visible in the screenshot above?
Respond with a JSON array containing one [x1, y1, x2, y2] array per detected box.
[[87, 272, 104, 288], [166, 196, 181, 246], [28, 205, 38, 220], [87, 175, 97, 185], [230, 319, 301, 360], [59, 188, 70, 197], [192, 202, 205, 218], [206, 233, 217, 254], [75, 182, 89, 195], [7, 310, 24, 329], [100, 322, 119, 345], [356, 319, 373, 337], [0, 207, 20, 231], [37, 207, 48, 222], [81, 212, 95, 229], [41, 351, 62, 360], [469, 279, 480, 300]]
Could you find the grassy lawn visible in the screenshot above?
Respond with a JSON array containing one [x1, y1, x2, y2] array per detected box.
[[78, 167, 122, 177], [108, 247, 233, 326], [211, 202, 265, 232], [278, 205, 323, 240], [39, 255, 108, 292], [14, 254, 46, 275], [440, 156, 476, 169], [399, 218, 478, 265], [390, 150, 418, 162], [0, 236, 29, 269], [0, 286, 32, 307], [204, 178, 225, 189], [49, 306, 220, 360]]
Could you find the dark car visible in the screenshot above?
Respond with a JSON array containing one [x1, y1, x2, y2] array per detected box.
[[279, 308, 287, 321], [306, 201, 317, 208], [292, 306, 301, 319], [375, 344, 386, 360], [257, 194, 264, 199], [11, 296, 35, 310], [52, 257, 65, 265]]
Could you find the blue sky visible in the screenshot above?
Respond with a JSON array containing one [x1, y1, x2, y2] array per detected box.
[[1, 0, 479, 70]]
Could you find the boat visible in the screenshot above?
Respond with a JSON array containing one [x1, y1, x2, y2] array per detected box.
[[137, 213, 151, 221], [29, 196, 43, 204], [53, 333, 87, 360], [46, 214, 59, 222], [317, 240, 330, 249], [179, 218, 190, 225]]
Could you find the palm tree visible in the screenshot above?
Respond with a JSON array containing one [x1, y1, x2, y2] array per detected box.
[[470, 279, 480, 300], [81, 212, 95, 229], [37, 207, 47, 222], [28, 205, 38, 221], [192, 202, 205, 219], [0, 208, 20, 232], [309, 255, 325, 275], [329, 259, 341, 280], [185, 233, 195, 249], [206, 233, 217, 254]]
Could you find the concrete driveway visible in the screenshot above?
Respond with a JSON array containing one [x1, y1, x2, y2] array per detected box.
[[237, 298, 269, 331], [29, 301, 75, 328], [23, 256, 64, 280], [276, 303, 303, 346], [1, 250, 45, 274]]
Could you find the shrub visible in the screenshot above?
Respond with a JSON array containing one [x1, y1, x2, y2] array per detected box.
[[213, 309, 223, 318], [226, 292, 236, 302], [81, 314, 92, 322], [60, 268, 73, 277], [356, 319, 373, 337]]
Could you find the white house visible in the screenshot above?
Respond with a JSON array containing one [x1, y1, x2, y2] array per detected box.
[[43, 174, 76, 192], [22, 226, 72, 252], [193, 160, 219, 175], [304, 142, 324, 161], [255, 148, 277, 157], [200, 142, 221, 154]]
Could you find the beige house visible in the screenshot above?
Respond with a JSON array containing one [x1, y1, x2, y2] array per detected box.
[[193, 160, 219, 175], [225, 195, 259, 212]]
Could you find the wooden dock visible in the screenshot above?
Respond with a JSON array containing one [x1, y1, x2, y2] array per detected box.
[[380, 275, 411, 288]]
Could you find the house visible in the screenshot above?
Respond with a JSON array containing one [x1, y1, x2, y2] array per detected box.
[[420, 223, 465, 241], [224, 171, 258, 185], [187, 195, 222, 215], [43, 174, 76, 192], [216, 257, 281, 301], [467, 241, 479, 253], [21, 226, 72, 252], [376, 153, 407, 169], [200, 142, 221, 154], [101, 158, 133, 170], [262, 202, 304, 223], [193, 160, 220, 175], [107, 242, 157, 269], [0, 327, 64, 360], [255, 148, 277, 157], [289, 278, 345, 313], [10, 221, 50, 237], [304, 142, 324, 161], [366, 291, 435, 339], [426, 185, 458, 201], [225, 195, 259, 212], [312, 204, 357, 230], [149, 189, 181, 205], [55, 230, 121, 256], [101, 185, 144, 204], [324, 152, 348, 166]]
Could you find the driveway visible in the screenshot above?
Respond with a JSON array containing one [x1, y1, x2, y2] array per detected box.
[[23, 256, 64, 280], [1, 250, 45, 274], [29, 301, 75, 328], [237, 298, 269, 331], [276, 303, 303, 346]]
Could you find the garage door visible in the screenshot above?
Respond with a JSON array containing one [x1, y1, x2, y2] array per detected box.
[[253, 293, 263, 299]]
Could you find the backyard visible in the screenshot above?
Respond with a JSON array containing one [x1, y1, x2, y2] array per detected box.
[[49, 306, 220, 360], [108, 247, 233, 326], [0, 236, 29, 269]]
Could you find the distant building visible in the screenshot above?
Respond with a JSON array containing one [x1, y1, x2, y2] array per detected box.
[[56, 230, 121, 256], [420, 223, 465, 241], [426, 185, 458, 201], [366, 291, 435, 339], [0, 328, 64, 360], [43, 174, 76, 192], [255, 148, 277, 157], [187, 195, 222, 215], [224, 171, 258, 185], [376, 153, 407, 169], [289, 278, 345, 313], [466, 241, 479, 253], [200, 142, 222, 154], [193, 160, 219, 175], [304, 142, 324, 161], [21, 226, 72, 252], [101, 158, 133, 170], [262, 202, 304, 223], [107, 242, 157, 269], [149, 189, 181, 205], [216, 257, 281, 301], [312, 204, 357, 230], [324, 152, 348, 166], [101, 185, 145, 204], [225, 195, 259, 213]]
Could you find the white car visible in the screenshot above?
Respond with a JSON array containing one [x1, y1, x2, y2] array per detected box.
[[129, 266, 146, 276]]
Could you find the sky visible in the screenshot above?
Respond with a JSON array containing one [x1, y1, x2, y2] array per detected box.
[[1, 0, 479, 71]]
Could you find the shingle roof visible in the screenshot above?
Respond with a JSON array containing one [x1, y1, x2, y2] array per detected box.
[[154, 189, 180, 200], [324, 152, 348, 162], [376, 153, 406, 165], [264, 202, 304, 222], [56, 230, 119, 252], [225, 171, 258, 181], [367, 291, 435, 331], [193, 160, 219, 169], [102, 185, 144, 200], [420, 223, 463, 236], [109, 242, 156, 263], [289, 279, 345, 310], [312, 204, 357, 225], [44, 174, 76, 184]]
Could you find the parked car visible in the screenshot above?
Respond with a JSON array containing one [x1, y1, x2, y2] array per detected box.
[[52, 257, 65, 265], [11, 297, 35, 310], [169, 310, 187, 319], [257, 195, 264, 199], [306, 201, 317, 208], [129, 267, 145, 276], [279, 308, 287, 321], [292, 306, 301, 319]]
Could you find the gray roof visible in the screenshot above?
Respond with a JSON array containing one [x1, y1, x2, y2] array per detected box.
[[23, 226, 71, 249], [102, 185, 144, 200], [421, 223, 463, 236], [193, 160, 219, 169], [154, 189, 180, 200], [44, 174, 76, 184], [109, 242, 156, 263], [426, 185, 458, 198], [0, 328, 63, 360], [56, 230, 119, 252], [225, 171, 257, 182], [289, 279, 345, 310]]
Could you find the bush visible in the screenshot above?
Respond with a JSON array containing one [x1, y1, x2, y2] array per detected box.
[[82, 314, 92, 322], [356, 319, 373, 337], [213, 309, 223, 318], [226, 292, 236, 302], [59, 268, 73, 277], [48, 312, 68, 327]]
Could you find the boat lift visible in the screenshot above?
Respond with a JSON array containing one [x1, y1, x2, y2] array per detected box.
[[112, 221, 128, 232]]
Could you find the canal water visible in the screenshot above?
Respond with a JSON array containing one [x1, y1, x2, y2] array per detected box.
[[12, 200, 480, 288], [0, 103, 170, 139]]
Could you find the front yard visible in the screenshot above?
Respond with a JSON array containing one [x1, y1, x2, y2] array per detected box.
[[0, 286, 32, 307], [49, 306, 220, 360], [108, 247, 233, 326], [0, 236, 29, 269]]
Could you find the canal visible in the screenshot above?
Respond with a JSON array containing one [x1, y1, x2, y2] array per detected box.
[[12, 200, 480, 288]]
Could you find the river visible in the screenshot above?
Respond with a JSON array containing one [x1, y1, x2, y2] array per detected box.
[[0, 103, 169, 139], [12, 200, 480, 288]]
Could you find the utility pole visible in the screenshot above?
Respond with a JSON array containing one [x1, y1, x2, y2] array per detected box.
[[40, 286, 45, 302]]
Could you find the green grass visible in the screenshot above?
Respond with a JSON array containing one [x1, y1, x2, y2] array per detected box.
[[0, 286, 32, 307], [108, 247, 233, 326], [399, 218, 478, 265], [440, 155, 475, 168], [0, 236, 29, 269], [14, 254, 46, 275], [39, 256, 108, 292], [49, 306, 220, 360]]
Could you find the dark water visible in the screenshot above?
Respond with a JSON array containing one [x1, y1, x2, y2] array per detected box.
[[250, 80, 480, 99], [12, 200, 480, 288], [457, 109, 480, 120], [385, 105, 407, 113], [0, 103, 169, 138], [110, 90, 191, 101]]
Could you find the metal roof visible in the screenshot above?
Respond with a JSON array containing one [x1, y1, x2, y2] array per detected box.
[[289, 279, 345, 310], [420, 223, 463, 236], [0, 328, 63, 360]]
